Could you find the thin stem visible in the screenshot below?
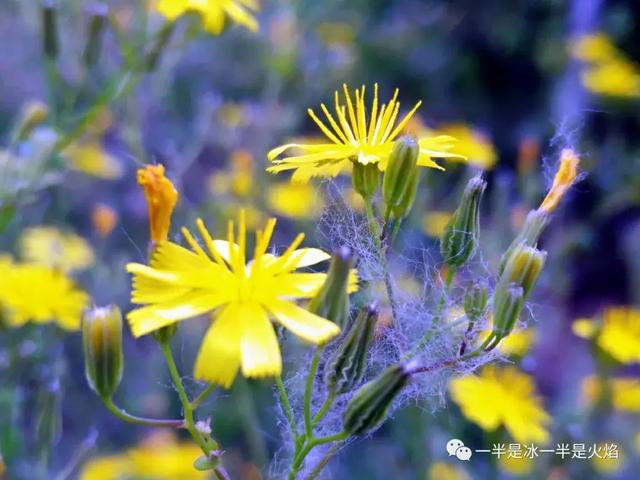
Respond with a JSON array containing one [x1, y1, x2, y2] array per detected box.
[[276, 375, 298, 439], [312, 389, 336, 427], [102, 396, 184, 429], [305, 442, 343, 480], [304, 350, 321, 437], [363, 197, 381, 247], [404, 266, 457, 360], [289, 432, 348, 479], [190, 382, 217, 410]]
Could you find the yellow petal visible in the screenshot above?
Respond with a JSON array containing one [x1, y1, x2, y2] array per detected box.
[[194, 304, 242, 388], [127, 292, 228, 337], [239, 303, 282, 378], [267, 299, 340, 344], [282, 248, 331, 271]]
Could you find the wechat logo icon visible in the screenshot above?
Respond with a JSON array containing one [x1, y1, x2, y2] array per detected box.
[[446, 438, 473, 461]]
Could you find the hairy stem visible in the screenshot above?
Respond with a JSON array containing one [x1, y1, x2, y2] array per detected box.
[[276, 374, 298, 440], [304, 349, 322, 438], [312, 389, 336, 427]]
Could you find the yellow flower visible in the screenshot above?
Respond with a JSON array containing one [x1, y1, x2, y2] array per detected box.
[[430, 123, 497, 170], [498, 454, 535, 476], [422, 211, 452, 238], [79, 431, 206, 480], [0, 259, 88, 330], [449, 365, 550, 444], [267, 182, 321, 219], [137, 164, 179, 244], [268, 84, 463, 183], [570, 33, 619, 63], [126, 211, 356, 387], [573, 307, 640, 364], [156, 0, 259, 35], [581, 376, 640, 413], [19, 226, 95, 272], [538, 148, 579, 213], [63, 141, 123, 179], [582, 61, 640, 98], [427, 461, 469, 480]]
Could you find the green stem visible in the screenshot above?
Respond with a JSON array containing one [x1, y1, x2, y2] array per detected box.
[[404, 267, 456, 360], [190, 382, 217, 410], [276, 375, 298, 439], [305, 442, 343, 480], [304, 350, 321, 438], [312, 389, 336, 427], [289, 432, 348, 479], [101, 396, 184, 429]]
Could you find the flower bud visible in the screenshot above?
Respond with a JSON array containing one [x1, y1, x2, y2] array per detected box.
[[83, 305, 124, 398], [491, 284, 524, 340], [499, 243, 547, 300], [83, 4, 108, 66], [352, 162, 380, 199], [391, 166, 420, 221], [307, 246, 355, 328], [440, 177, 486, 268], [499, 209, 549, 275], [11, 101, 49, 143], [382, 135, 420, 212], [343, 364, 410, 436], [42, 0, 58, 59], [137, 164, 178, 245], [463, 282, 488, 321], [325, 304, 377, 394], [153, 323, 178, 344]]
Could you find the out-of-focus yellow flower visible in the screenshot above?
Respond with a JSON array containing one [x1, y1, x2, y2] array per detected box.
[[126, 211, 357, 387], [570, 33, 640, 99], [91, 203, 118, 238], [218, 102, 246, 127], [539, 148, 579, 213], [63, 141, 123, 179], [477, 316, 536, 357], [573, 307, 640, 364], [19, 226, 95, 272], [422, 211, 452, 238], [430, 123, 497, 170], [315, 22, 356, 47], [449, 365, 550, 444], [591, 443, 625, 474], [267, 182, 320, 219], [0, 258, 88, 330], [208, 150, 254, 198], [268, 84, 463, 183], [499, 454, 535, 476], [581, 376, 640, 413], [79, 431, 206, 480], [156, 0, 259, 35], [137, 164, 179, 244], [427, 461, 469, 480]]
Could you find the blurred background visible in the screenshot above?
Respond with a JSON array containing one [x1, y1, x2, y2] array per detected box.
[[0, 0, 639, 479]]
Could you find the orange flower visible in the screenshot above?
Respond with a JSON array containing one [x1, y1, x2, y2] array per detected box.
[[539, 149, 579, 213], [137, 165, 178, 244], [92, 203, 118, 238]]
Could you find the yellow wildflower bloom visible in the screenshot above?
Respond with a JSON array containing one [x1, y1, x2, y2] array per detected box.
[[581, 376, 640, 413], [267, 182, 321, 219], [157, 0, 259, 35], [570, 33, 619, 63], [137, 164, 179, 244], [449, 365, 550, 444], [573, 307, 640, 364], [126, 211, 356, 387], [539, 148, 579, 213], [427, 461, 469, 480], [422, 211, 453, 238], [63, 141, 122, 179], [268, 84, 463, 183], [431, 123, 497, 170], [19, 226, 95, 272], [582, 61, 640, 98], [79, 431, 206, 480], [499, 455, 535, 476], [0, 259, 88, 330]]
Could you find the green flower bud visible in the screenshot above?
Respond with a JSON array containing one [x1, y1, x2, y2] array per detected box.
[[391, 167, 420, 221], [343, 364, 410, 436], [325, 304, 378, 394], [83, 305, 124, 399], [382, 135, 420, 213], [499, 209, 549, 274], [11, 101, 49, 143], [440, 177, 486, 268], [83, 4, 108, 66], [352, 162, 380, 199], [492, 284, 524, 341], [307, 246, 354, 328], [42, 0, 58, 59], [500, 243, 547, 300], [463, 282, 488, 321]]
